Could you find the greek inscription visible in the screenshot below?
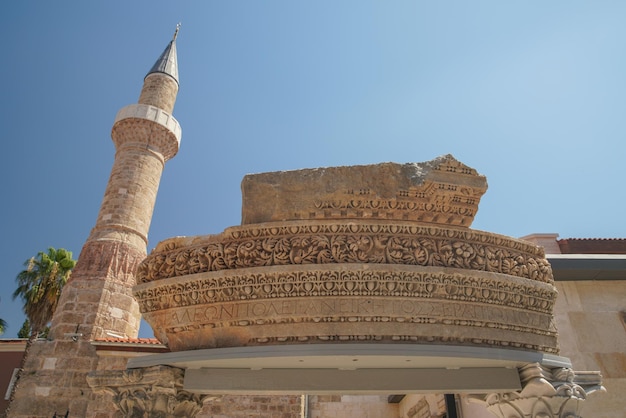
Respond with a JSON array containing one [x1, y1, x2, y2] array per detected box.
[[169, 298, 550, 330]]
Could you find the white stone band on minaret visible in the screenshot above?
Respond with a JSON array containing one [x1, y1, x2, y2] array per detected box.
[[114, 103, 182, 145]]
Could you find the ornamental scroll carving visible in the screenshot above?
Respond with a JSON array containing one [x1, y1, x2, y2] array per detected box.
[[87, 366, 207, 418], [136, 222, 553, 285], [240, 155, 488, 226], [473, 363, 605, 418], [135, 268, 556, 315], [134, 158, 560, 354], [135, 265, 559, 352]]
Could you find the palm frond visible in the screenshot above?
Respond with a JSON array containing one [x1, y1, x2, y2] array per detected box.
[[13, 247, 76, 335]]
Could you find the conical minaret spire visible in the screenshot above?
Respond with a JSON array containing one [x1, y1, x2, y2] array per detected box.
[[146, 23, 180, 84]]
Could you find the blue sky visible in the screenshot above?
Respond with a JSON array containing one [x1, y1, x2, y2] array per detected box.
[[1, 2, 625, 338]]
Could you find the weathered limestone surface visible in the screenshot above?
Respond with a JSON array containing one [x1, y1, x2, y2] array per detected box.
[[7, 340, 96, 417], [138, 258, 558, 352], [472, 363, 604, 418], [135, 157, 557, 354], [241, 155, 487, 227], [88, 366, 205, 417], [127, 156, 609, 417], [398, 394, 446, 418]]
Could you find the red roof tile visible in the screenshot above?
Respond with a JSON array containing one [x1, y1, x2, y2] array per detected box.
[[558, 238, 626, 255], [96, 337, 164, 345], [93, 337, 169, 353]]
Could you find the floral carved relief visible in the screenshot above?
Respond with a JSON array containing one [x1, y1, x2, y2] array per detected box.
[[135, 268, 555, 315], [87, 366, 207, 418], [133, 159, 563, 356], [136, 222, 552, 285], [475, 363, 605, 418], [135, 265, 558, 352]]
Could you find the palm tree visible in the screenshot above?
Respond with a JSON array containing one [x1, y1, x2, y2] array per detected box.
[[13, 247, 76, 339], [0, 297, 7, 335], [5, 248, 76, 413]]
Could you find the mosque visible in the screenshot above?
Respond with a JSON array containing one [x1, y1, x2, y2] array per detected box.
[[2, 28, 624, 418]]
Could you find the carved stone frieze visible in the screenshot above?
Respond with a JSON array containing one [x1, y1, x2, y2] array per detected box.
[[135, 264, 558, 352], [73, 240, 146, 281], [473, 363, 605, 418], [241, 155, 487, 226], [136, 221, 552, 284], [87, 366, 207, 417], [134, 158, 560, 357], [135, 266, 556, 314]]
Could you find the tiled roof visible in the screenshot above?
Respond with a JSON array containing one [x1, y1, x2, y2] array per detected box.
[[558, 238, 626, 255], [96, 337, 163, 345], [93, 337, 169, 353]]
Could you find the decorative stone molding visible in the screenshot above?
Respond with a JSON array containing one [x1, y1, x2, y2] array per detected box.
[[134, 158, 561, 354], [135, 266, 556, 314], [472, 363, 605, 418], [135, 263, 558, 351], [241, 155, 488, 226], [71, 240, 146, 280], [87, 366, 207, 417], [136, 221, 553, 284]]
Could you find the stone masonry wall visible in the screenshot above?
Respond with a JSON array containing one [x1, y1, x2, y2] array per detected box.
[[89, 141, 166, 248], [8, 340, 97, 417], [554, 280, 626, 417], [307, 395, 397, 418], [50, 241, 144, 341], [198, 395, 303, 418], [139, 73, 178, 113]]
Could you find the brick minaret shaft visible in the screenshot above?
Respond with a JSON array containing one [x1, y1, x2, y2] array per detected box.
[[49, 28, 181, 342], [8, 30, 182, 418]]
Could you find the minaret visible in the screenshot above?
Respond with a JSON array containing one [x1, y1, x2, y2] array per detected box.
[[6, 29, 182, 417], [49, 26, 181, 341]]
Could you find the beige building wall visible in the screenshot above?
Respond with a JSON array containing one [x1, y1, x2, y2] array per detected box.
[[307, 395, 398, 418], [554, 280, 626, 417]]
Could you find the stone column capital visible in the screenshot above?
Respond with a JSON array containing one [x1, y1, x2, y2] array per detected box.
[[472, 363, 604, 418], [87, 365, 206, 417]]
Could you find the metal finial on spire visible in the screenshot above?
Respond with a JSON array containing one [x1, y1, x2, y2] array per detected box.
[[145, 26, 180, 84]]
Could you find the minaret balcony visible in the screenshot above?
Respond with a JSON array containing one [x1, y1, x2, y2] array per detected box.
[[112, 103, 181, 160]]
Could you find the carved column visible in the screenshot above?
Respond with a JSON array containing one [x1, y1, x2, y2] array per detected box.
[[476, 363, 604, 418], [87, 366, 206, 417]]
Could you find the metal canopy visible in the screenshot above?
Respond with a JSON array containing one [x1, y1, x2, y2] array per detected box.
[[548, 254, 626, 281], [184, 367, 521, 395], [127, 344, 572, 394]]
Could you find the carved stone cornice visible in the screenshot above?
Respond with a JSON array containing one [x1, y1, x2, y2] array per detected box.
[[134, 158, 560, 355], [135, 266, 556, 315], [136, 221, 552, 284], [135, 264, 558, 352], [134, 221, 558, 352], [241, 155, 488, 226], [87, 366, 206, 417], [473, 363, 605, 418]]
